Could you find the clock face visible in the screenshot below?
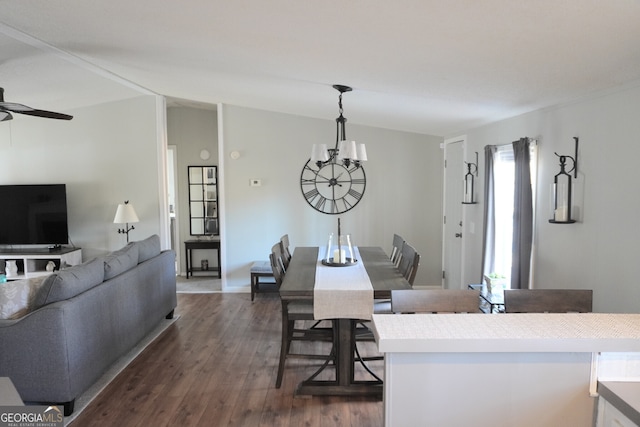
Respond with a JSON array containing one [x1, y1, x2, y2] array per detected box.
[[300, 159, 366, 214]]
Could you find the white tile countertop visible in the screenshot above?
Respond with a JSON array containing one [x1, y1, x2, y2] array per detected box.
[[372, 313, 640, 353]]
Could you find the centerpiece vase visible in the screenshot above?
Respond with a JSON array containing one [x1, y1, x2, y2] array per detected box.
[[5, 260, 18, 278], [322, 218, 356, 266]]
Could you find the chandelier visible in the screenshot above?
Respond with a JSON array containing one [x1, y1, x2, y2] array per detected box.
[[310, 85, 367, 168]]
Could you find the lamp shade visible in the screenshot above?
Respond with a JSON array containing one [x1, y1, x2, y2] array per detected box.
[[337, 140, 358, 160], [356, 143, 368, 161], [113, 203, 139, 224], [311, 143, 330, 162]]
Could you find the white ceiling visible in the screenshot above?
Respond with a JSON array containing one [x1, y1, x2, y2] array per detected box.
[[2, 0, 640, 136]]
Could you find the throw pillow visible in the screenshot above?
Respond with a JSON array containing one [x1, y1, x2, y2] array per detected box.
[[0, 279, 29, 319], [0, 276, 48, 319]]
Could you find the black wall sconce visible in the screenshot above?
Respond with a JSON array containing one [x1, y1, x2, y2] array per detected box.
[[549, 137, 578, 224], [463, 151, 478, 204]]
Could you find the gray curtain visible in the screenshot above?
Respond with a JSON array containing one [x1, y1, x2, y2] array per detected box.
[[510, 137, 533, 289], [481, 145, 497, 282]]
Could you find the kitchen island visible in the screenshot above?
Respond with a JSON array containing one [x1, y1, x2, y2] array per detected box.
[[372, 313, 640, 427]]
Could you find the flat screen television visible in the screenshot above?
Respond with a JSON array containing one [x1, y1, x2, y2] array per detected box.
[[0, 184, 69, 246]]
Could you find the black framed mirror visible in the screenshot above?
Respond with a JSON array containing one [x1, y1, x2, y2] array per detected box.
[[188, 166, 219, 236]]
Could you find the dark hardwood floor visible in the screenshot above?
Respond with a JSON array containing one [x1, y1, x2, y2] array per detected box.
[[71, 293, 384, 426]]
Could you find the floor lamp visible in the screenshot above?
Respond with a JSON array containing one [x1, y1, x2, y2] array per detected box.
[[113, 200, 139, 242]]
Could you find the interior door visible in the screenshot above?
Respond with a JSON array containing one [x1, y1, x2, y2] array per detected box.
[[442, 138, 465, 289]]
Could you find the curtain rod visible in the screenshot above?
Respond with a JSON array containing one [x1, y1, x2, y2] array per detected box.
[[513, 137, 537, 144], [490, 137, 537, 148]]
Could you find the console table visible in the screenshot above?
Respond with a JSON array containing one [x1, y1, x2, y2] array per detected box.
[[0, 247, 82, 280], [468, 283, 504, 313], [185, 238, 221, 278]]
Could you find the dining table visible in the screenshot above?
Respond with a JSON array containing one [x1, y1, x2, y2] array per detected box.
[[279, 245, 412, 397]]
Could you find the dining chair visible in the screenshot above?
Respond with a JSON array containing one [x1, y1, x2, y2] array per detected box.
[[391, 289, 481, 313], [272, 250, 334, 388], [250, 241, 288, 302], [279, 234, 292, 270], [503, 289, 593, 313], [390, 234, 405, 267], [372, 239, 416, 314], [271, 241, 286, 274], [397, 243, 420, 286]]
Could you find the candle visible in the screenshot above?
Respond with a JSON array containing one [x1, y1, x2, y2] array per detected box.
[[554, 206, 568, 222], [335, 217, 344, 263]]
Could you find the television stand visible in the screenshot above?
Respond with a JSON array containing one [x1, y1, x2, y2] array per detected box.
[[0, 247, 82, 280]]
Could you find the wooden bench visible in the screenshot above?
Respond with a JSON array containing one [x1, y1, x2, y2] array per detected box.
[[250, 261, 277, 301], [391, 289, 481, 313], [503, 289, 593, 313]]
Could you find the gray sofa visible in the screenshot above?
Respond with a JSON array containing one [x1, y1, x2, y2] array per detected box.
[[0, 234, 176, 415]]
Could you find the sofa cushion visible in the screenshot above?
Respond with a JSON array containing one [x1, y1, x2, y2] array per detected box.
[[0, 276, 48, 319], [33, 257, 105, 308], [135, 234, 161, 263], [104, 243, 139, 280]]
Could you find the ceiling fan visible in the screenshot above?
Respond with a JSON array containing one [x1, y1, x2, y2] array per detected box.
[[0, 87, 73, 122]]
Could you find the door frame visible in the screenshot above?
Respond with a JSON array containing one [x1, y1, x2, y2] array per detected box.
[[441, 135, 468, 289], [167, 145, 181, 273]]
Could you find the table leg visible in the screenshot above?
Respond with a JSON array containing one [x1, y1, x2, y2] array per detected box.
[[336, 318, 354, 385], [217, 244, 221, 278], [186, 248, 192, 279], [295, 318, 382, 397]]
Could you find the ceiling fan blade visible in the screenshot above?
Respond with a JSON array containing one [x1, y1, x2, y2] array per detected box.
[[0, 89, 73, 121], [14, 108, 73, 120], [0, 102, 73, 120], [0, 111, 12, 121]]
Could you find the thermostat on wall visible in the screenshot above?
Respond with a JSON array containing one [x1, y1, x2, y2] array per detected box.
[[250, 179, 262, 187]]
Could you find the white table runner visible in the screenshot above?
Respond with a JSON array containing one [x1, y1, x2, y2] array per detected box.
[[313, 246, 374, 320]]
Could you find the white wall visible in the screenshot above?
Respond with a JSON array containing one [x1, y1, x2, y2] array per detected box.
[[9, 79, 637, 313], [220, 105, 443, 290], [0, 95, 164, 260], [459, 82, 640, 313]]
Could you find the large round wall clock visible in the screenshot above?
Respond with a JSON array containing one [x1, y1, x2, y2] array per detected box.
[[300, 159, 366, 214]]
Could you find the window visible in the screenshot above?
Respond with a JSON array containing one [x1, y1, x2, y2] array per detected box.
[[482, 139, 537, 290], [492, 145, 515, 282]]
